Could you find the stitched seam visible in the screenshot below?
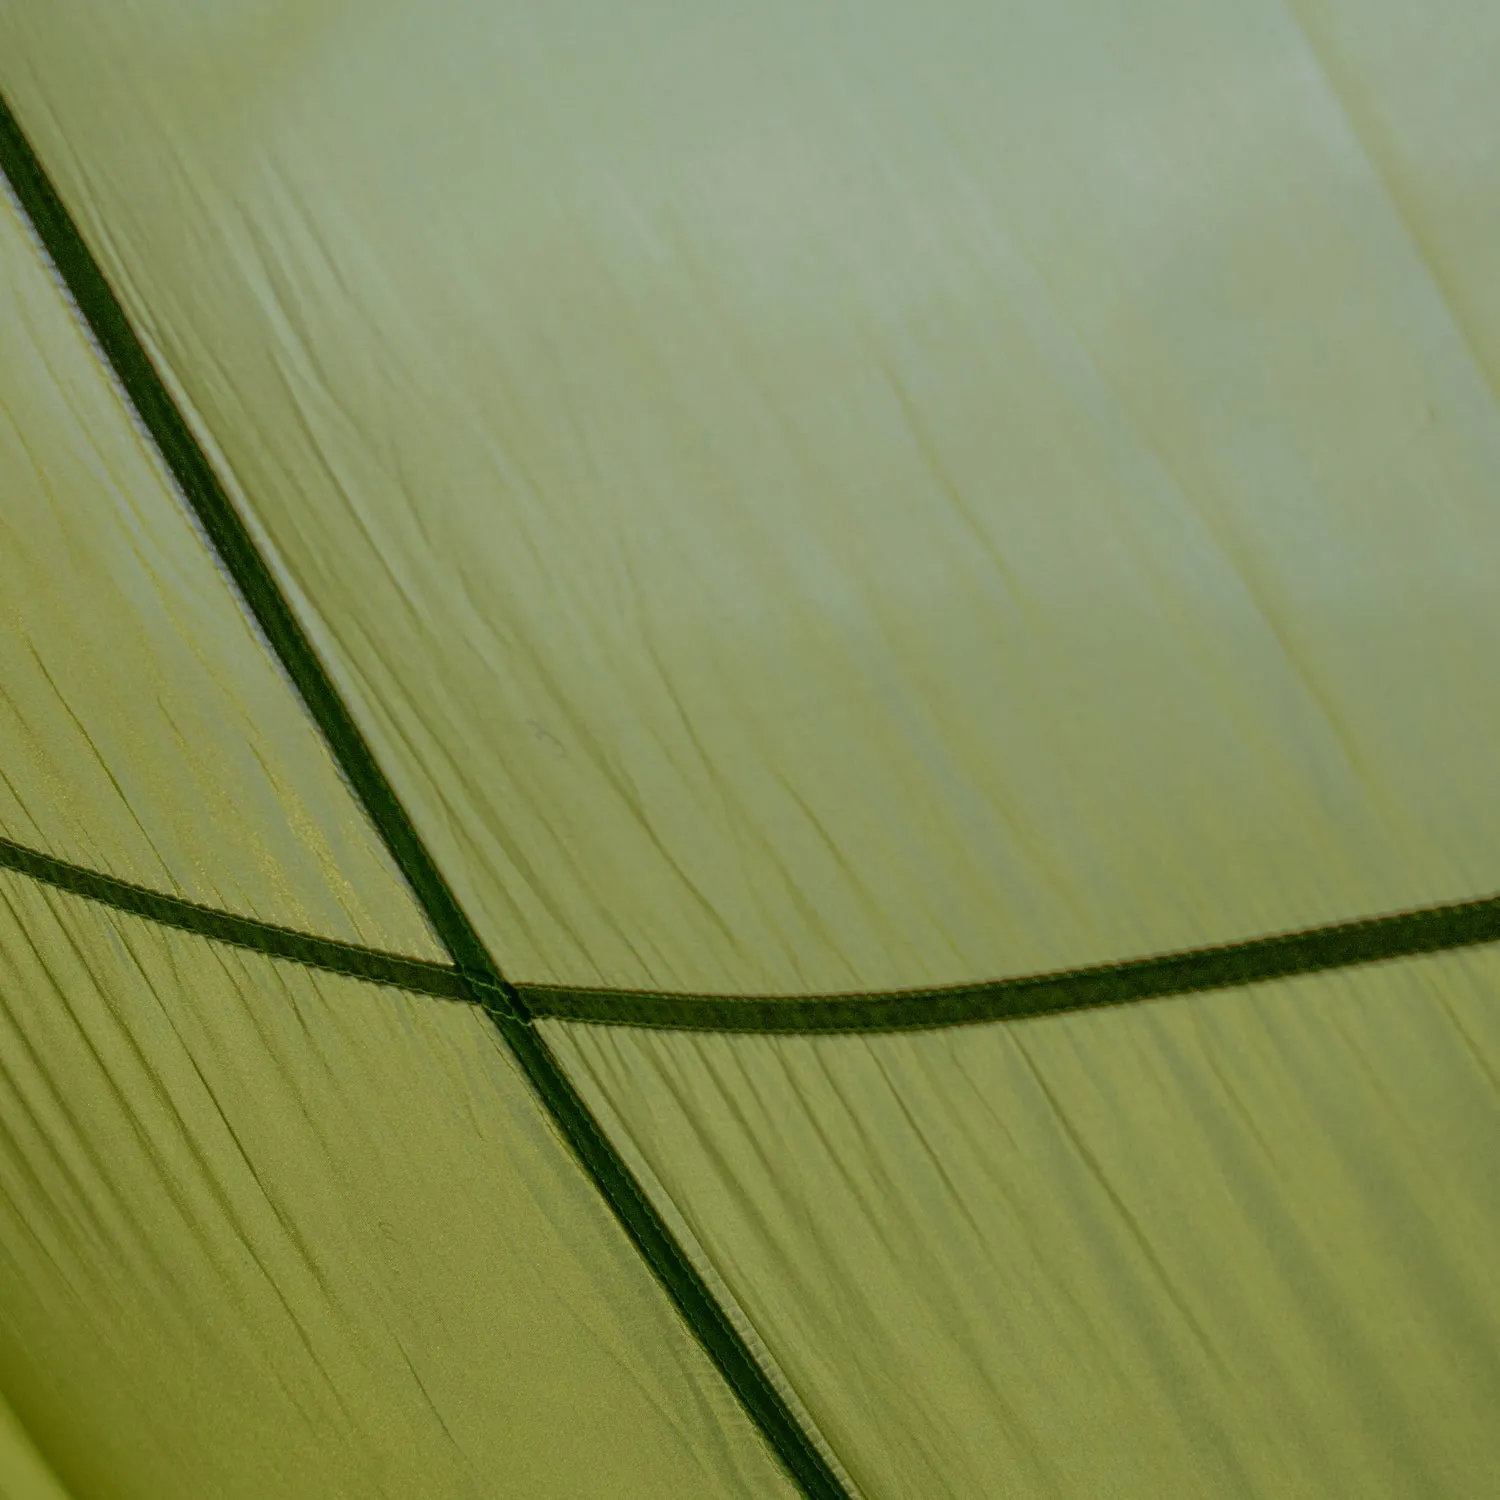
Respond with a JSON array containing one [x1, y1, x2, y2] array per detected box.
[[5, 833, 1496, 1038], [0, 837, 468, 998], [520, 891, 1500, 1031]]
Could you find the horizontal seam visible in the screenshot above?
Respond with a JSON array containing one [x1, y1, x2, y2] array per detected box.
[[519, 892, 1500, 1032], [0, 836, 469, 999], [5, 836, 1496, 1034]]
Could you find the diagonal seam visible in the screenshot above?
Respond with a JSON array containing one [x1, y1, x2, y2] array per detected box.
[[0, 91, 853, 1500]]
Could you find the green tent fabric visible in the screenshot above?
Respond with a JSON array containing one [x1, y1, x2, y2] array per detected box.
[[1, 3, 1498, 1496], [0, 1390, 69, 1500]]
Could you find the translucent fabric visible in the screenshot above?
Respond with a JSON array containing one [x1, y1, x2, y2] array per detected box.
[[0, 873, 796, 1500], [0, 174, 436, 956], [551, 950, 1500, 1499], [0, 1391, 70, 1500], [2, 5, 1499, 1498], [4, 1, 1500, 993]]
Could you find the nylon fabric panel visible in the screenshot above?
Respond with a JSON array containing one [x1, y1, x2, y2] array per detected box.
[[1283, 0, 1500, 396], [0, 1392, 71, 1500], [0, 176, 437, 958], [548, 950, 1500, 1499], [0, 873, 796, 1500], [4, 4, 1500, 994]]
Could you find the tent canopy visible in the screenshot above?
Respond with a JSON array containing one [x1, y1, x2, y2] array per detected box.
[[1, 3, 1498, 1496]]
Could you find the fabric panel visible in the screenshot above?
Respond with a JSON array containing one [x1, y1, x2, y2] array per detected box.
[[549, 949, 1500, 1499], [4, 2, 1500, 993], [1286, 0, 1500, 394], [0, 175, 437, 958], [0, 873, 795, 1500], [0, 1392, 70, 1500]]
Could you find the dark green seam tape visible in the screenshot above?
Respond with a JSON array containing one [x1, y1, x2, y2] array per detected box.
[[516, 889, 1500, 1032], [7, 834, 1500, 1041], [0, 837, 471, 999], [0, 94, 850, 1500]]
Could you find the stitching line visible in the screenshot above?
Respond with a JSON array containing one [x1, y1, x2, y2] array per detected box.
[[0, 837, 470, 998], [4, 837, 1498, 1038], [517, 889, 1500, 1032]]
